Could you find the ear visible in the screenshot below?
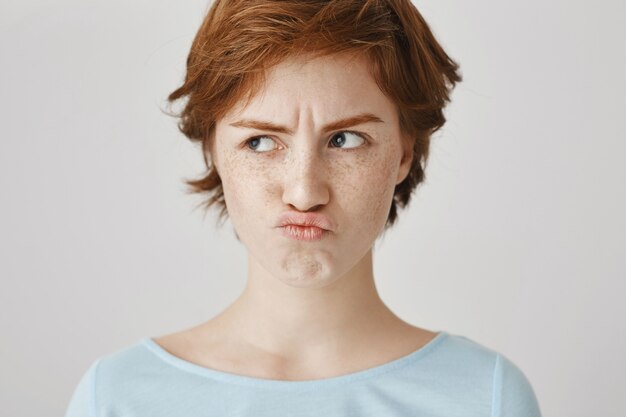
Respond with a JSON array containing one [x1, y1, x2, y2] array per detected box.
[[207, 129, 220, 175], [395, 133, 414, 185]]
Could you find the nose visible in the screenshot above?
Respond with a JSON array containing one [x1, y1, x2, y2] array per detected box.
[[281, 145, 330, 212]]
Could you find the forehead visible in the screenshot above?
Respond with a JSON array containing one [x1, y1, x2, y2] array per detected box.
[[221, 53, 398, 125]]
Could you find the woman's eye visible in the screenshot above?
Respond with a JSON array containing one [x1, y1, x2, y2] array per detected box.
[[245, 136, 277, 153], [329, 131, 365, 149], [245, 131, 365, 153]]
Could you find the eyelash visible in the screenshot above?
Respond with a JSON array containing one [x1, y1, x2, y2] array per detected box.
[[242, 130, 368, 153]]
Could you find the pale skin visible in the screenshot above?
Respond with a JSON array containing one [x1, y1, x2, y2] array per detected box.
[[154, 52, 439, 381]]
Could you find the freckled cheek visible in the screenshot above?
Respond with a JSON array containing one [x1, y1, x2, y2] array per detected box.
[[219, 157, 278, 221], [364, 173, 396, 224], [335, 154, 398, 230]]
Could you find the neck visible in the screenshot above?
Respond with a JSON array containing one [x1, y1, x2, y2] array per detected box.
[[208, 248, 408, 359]]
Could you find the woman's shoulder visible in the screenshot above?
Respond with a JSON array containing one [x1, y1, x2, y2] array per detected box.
[[64, 338, 159, 417], [433, 332, 542, 416], [438, 331, 523, 361], [436, 331, 502, 364], [65, 334, 205, 417], [431, 331, 533, 381]]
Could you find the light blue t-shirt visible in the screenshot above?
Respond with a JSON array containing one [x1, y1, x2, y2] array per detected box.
[[64, 331, 542, 416]]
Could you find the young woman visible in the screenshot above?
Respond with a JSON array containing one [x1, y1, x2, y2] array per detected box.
[[65, 1, 542, 416]]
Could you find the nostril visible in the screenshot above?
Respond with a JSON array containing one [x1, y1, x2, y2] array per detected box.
[[303, 204, 325, 212]]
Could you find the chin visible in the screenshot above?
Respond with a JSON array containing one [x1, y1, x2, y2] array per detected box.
[[276, 257, 340, 289]]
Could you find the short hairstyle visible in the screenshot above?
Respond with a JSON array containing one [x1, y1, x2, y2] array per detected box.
[[166, 0, 462, 229]]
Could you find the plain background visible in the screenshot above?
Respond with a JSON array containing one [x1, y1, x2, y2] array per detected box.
[[1, 0, 624, 416]]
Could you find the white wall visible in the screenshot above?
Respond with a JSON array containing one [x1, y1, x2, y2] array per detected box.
[[1, 1, 624, 416]]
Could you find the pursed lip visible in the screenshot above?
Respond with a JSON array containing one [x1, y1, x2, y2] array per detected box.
[[275, 211, 335, 232]]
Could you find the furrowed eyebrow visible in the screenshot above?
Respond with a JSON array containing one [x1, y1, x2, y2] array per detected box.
[[228, 113, 384, 135]]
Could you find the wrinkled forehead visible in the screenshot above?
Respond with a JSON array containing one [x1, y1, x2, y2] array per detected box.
[[220, 52, 397, 125]]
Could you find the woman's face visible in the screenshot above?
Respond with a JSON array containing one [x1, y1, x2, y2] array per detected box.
[[212, 53, 413, 288]]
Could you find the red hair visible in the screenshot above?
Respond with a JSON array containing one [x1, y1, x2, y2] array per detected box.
[[166, 0, 462, 228]]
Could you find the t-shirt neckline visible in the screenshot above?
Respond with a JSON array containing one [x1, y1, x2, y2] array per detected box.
[[140, 330, 449, 390]]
